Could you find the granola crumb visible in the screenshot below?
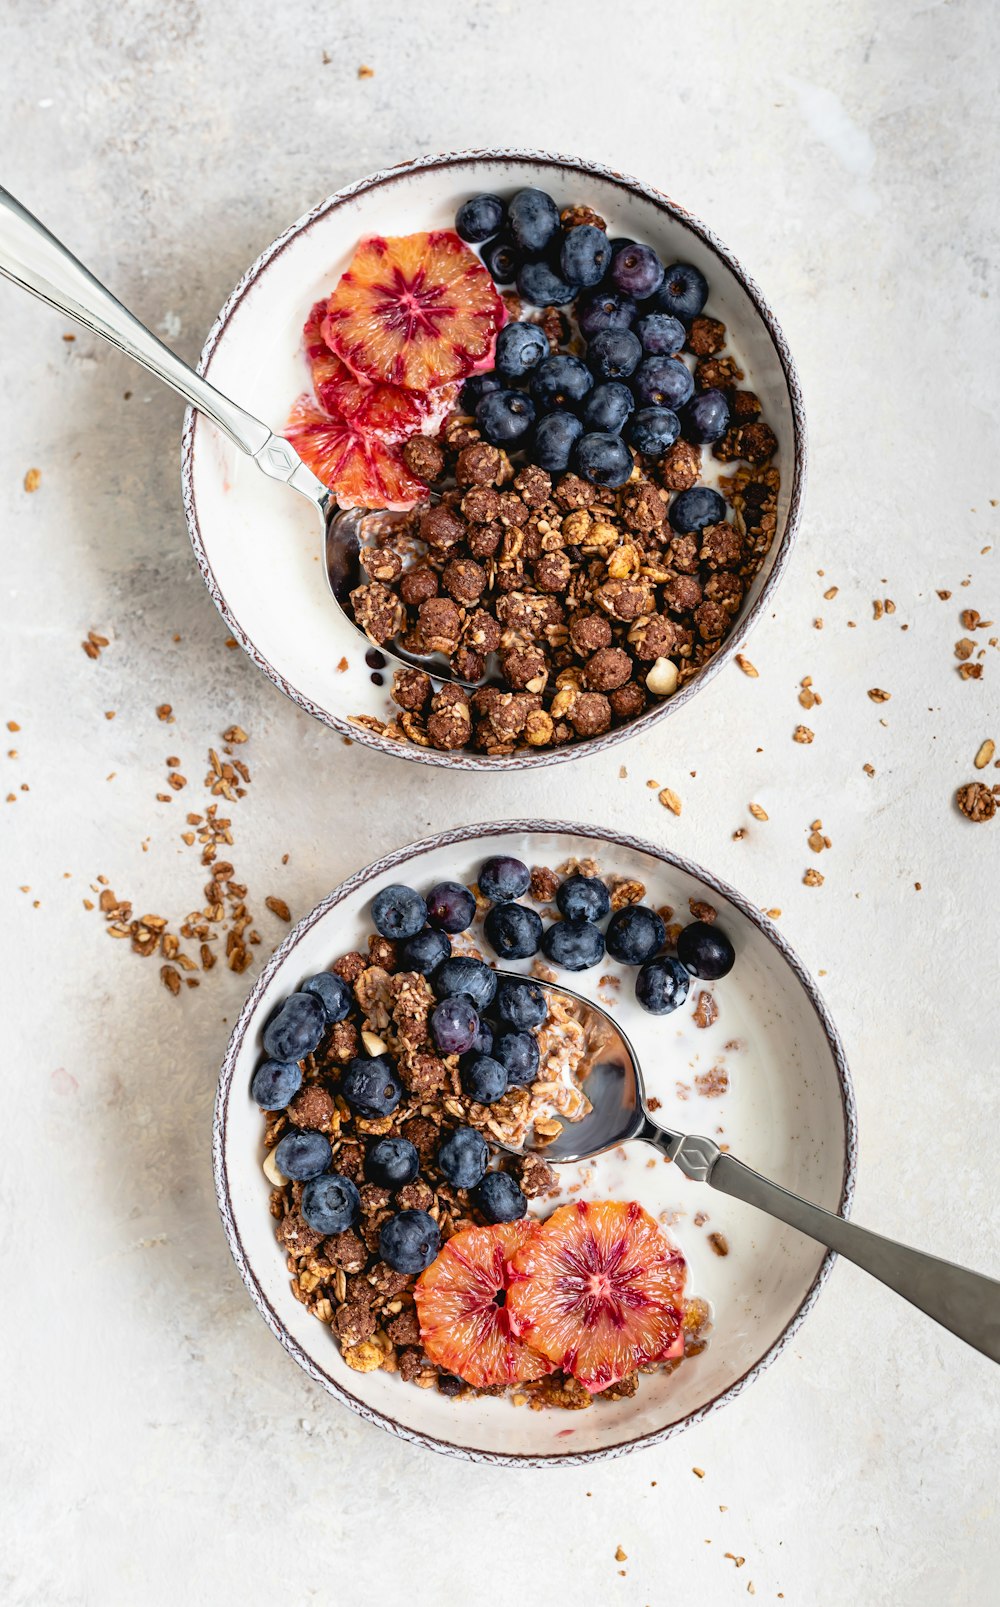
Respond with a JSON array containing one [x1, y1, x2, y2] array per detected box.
[[692, 1466, 706, 1479], [748, 802, 768, 821], [614, 1547, 628, 1563], [867, 688, 891, 703], [658, 787, 682, 816], [974, 739, 996, 769], [23, 467, 41, 492], [735, 653, 758, 678], [803, 868, 825, 887], [357, 64, 374, 78], [156, 704, 174, 722], [956, 781, 996, 822], [265, 896, 292, 921], [793, 725, 814, 744]]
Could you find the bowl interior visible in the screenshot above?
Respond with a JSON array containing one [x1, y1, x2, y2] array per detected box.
[[216, 823, 853, 1464], [184, 151, 803, 769]]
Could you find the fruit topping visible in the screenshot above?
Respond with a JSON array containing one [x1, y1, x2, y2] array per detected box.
[[481, 236, 520, 284], [530, 353, 593, 411], [517, 258, 577, 307], [300, 970, 353, 1024], [302, 301, 425, 433], [301, 1171, 361, 1234], [476, 387, 536, 445], [263, 991, 327, 1061], [573, 431, 632, 489], [380, 1208, 441, 1274], [560, 224, 612, 288], [632, 355, 694, 412], [494, 977, 548, 1031], [398, 927, 451, 975], [677, 919, 736, 979], [474, 1170, 528, 1224], [273, 1128, 333, 1181], [541, 916, 606, 971], [251, 1059, 302, 1110], [635, 311, 685, 356], [586, 328, 642, 382], [433, 954, 497, 1010], [430, 996, 481, 1056], [495, 320, 550, 379], [610, 242, 665, 300], [425, 880, 477, 933], [460, 1052, 508, 1105], [492, 1030, 540, 1087], [581, 381, 635, 435], [322, 231, 506, 391], [682, 387, 731, 445], [605, 904, 666, 965], [286, 394, 428, 512], [627, 406, 681, 457], [365, 1135, 420, 1189], [436, 1124, 490, 1189], [455, 193, 506, 244], [669, 486, 727, 533], [371, 882, 428, 940], [506, 1201, 687, 1391], [507, 188, 561, 254], [484, 902, 544, 960], [635, 955, 691, 1015], [653, 262, 709, 322], [415, 1220, 553, 1388], [532, 411, 583, 472], [340, 1054, 403, 1118], [556, 875, 612, 923], [478, 854, 531, 903]]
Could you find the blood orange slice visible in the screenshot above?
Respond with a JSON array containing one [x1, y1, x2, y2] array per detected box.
[[414, 1220, 554, 1388], [303, 301, 434, 436], [286, 394, 427, 512], [506, 1201, 687, 1392], [322, 231, 506, 391]]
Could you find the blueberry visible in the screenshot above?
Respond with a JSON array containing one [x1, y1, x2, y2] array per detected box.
[[556, 874, 611, 922], [610, 242, 665, 300], [635, 312, 685, 356], [653, 262, 709, 322], [425, 880, 477, 934], [431, 996, 481, 1056], [273, 1128, 331, 1182], [586, 328, 642, 382], [460, 370, 503, 412], [632, 356, 694, 411], [681, 388, 731, 445], [436, 1124, 489, 1188], [476, 388, 536, 446], [365, 1136, 420, 1190], [470, 1016, 494, 1056], [301, 1171, 361, 1233], [493, 1030, 540, 1087], [481, 236, 521, 284], [577, 288, 637, 338], [608, 236, 636, 256], [581, 381, 635, 435], [461, 1052, 508, 1104], [250, 1058, 302, 1110], [478, 854, 531, 903], [262, 992, 327, 1062], [495, 320, 549, 381], [677, 920, 735, 979], [635, 955, 691, 1016], [627, 406, 681, 457], [530, 354, 594, 411], [379, 1209, 441, 1274], [484, 902, 543, 960], [574, 431, 633, 489], [495, 977, 548, 1030], [474, 1170, 528, 1223], [300, 971, 353, 1025], [532, 411, 583, 472], [560, 224, 611, 287], [398, 927, 451, 975], [455, 193, 505, 243], [507, 188, 560, 254], [541, 918, 605, 971], [605, 904, 666, 965], [434, 955, 498, 1011], [340, 1055, 403, 1118], [516, 259, 576, 307], [371, 883, 427, 940], [669, 486, 726, 533]]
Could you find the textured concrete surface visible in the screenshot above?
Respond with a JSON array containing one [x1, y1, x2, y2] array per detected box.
[[2, 2, 999, 1603]]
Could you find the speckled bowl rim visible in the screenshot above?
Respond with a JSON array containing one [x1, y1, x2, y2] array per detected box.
[[181, 147, 808, 771], [213, 819, 856, 1466]]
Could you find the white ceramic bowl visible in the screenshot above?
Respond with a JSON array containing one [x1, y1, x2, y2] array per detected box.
[[214, 821, 855, 1465], [182, 149, 806, 772]]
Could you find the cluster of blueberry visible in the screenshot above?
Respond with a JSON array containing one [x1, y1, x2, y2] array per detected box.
[[452, 851, 735, 1014], [454, 186, 729, 522]]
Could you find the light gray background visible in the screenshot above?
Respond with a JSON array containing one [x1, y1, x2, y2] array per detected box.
[[2, 2, 998, 1602]]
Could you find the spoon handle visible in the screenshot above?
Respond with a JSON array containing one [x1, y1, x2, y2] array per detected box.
[[0, 185, 291, 470], [704, 1147, 1000, 1364]]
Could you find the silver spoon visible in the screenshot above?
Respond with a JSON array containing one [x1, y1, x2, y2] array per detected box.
[[499, 972, 1000, 1365], [0, 185, 463, 688]]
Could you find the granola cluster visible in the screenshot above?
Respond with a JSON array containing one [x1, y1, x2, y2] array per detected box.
[[347, 321, 778, 755]]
